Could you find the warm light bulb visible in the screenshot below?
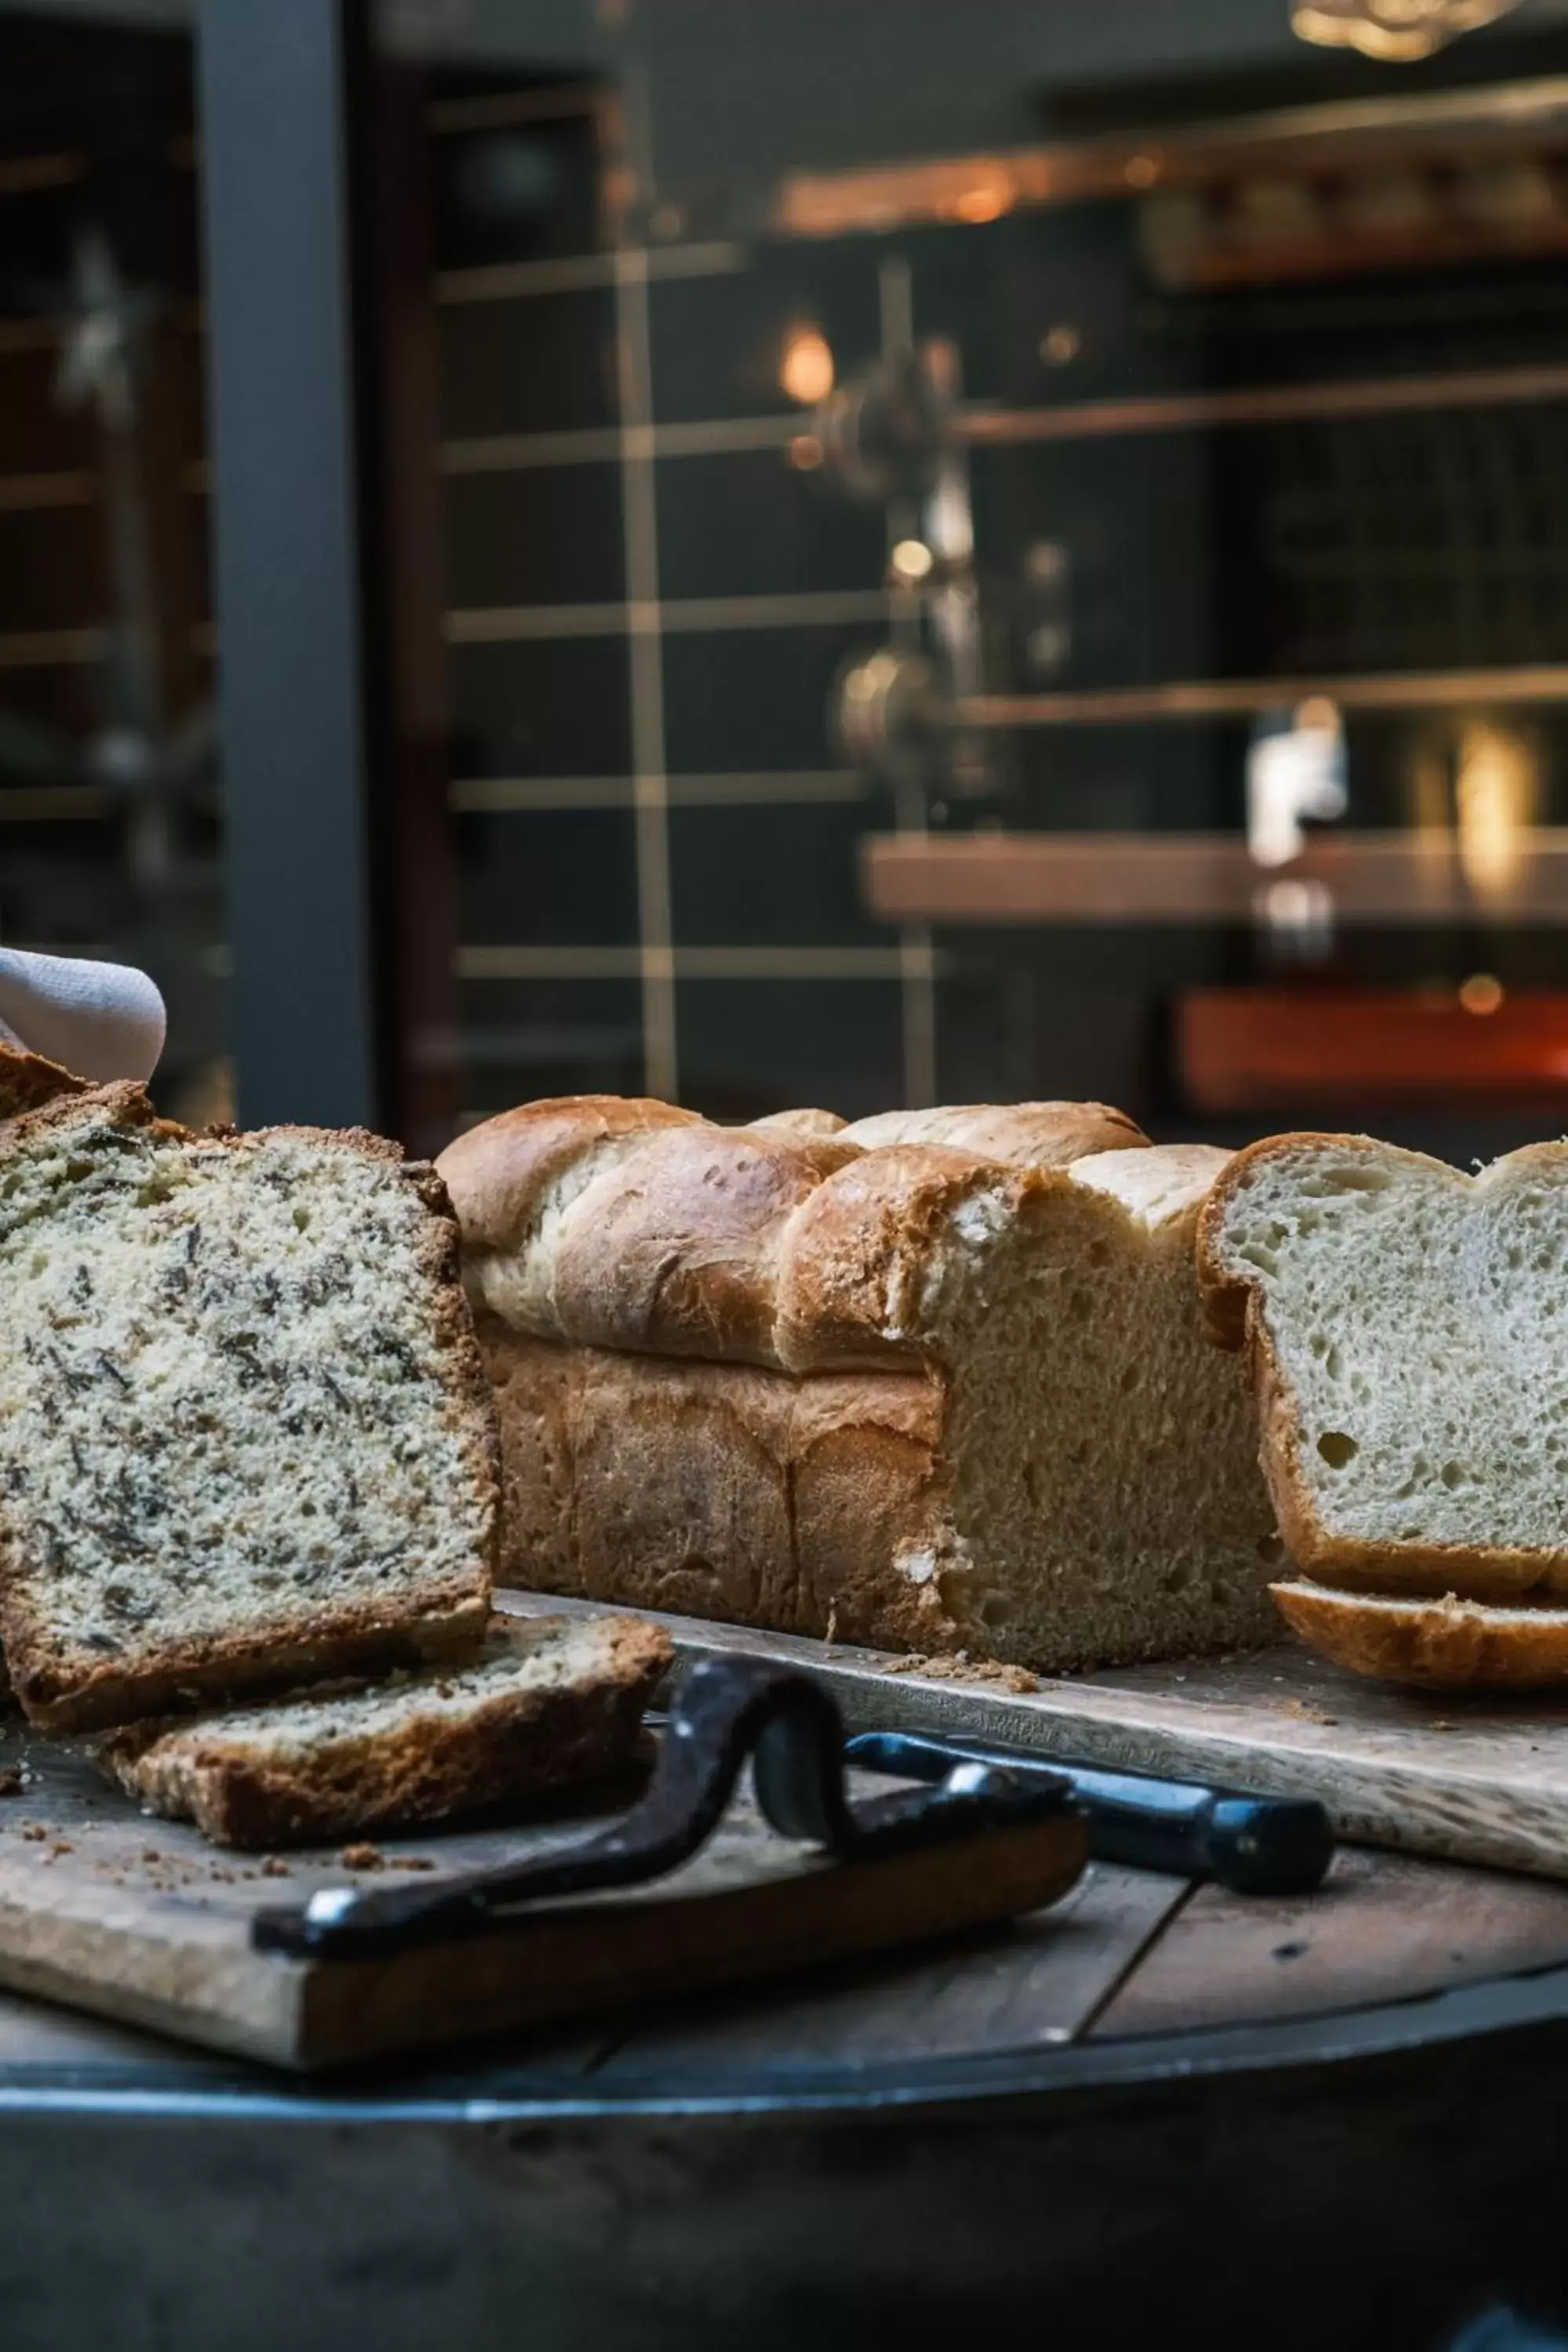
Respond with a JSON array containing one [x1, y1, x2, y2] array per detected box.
[[779, 326, 834, 407], [1456, 721, 1538, 905], [1459, 973, 1505, 1016], [890, 539, 935, 585]]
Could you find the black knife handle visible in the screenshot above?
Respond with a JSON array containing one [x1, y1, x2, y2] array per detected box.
[[848, 1731, 1333, 1896]]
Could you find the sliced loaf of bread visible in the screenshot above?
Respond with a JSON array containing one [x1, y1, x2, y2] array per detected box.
[[441, 1098, 1279, 1671], [101, 1612, 672, 1847], [1198, 1132, 1568, 1604], [0, 1085, 497, 1731]]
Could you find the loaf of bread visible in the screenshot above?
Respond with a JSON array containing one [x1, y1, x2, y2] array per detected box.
[[1199, 1131, 1568, 1685], [0, 1084, 497, 1732], [101, 1612, 671, 1848], [437, 1096, 1279, 1671]]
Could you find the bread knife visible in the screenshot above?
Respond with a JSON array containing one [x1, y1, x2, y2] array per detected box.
[[847, 1730, 1333, 1895]]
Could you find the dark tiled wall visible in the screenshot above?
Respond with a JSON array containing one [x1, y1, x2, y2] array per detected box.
[[434, 83, 1568, 1137]]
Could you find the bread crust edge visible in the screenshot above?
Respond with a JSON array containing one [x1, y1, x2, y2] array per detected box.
[[1272, 1577, 1568, 1688], [102, 1615, 673, 1846]]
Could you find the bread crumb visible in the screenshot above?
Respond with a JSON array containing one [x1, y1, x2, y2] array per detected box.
[[390, 1855, 436, 1871], [339, 1842, 384, 1871], [48, 1840, 72, 1857], [259, 1856, 292, 1878], [882, 1652, 1038, 1693], [20, 1824, 47, 1842], [1430, 1718, 1454, 1732], [1277, 1697, 1339, 1726]]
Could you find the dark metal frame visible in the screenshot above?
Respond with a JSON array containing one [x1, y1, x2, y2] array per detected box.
[[194, 0, 383, 1131]]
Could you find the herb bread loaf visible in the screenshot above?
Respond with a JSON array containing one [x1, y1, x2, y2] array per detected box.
[[437, 1097, 1278, 1671], [0, 1084, 497, 1731], [101, 1610, 670, 1846]]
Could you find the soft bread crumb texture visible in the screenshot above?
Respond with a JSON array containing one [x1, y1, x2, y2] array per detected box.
[[0, 1090, 495, 1727], [1203, 1136, 1568, 1598], [102, 1611, 670, 1846], [918, 1152, 1278, 1668], [470, 1116, 1279, 1674]]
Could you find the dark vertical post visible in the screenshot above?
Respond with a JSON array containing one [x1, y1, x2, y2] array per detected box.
[[194, 0, 381, 1128]]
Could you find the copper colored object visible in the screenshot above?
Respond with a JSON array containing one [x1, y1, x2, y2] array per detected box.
[[1179, 985, 1568, 1113]]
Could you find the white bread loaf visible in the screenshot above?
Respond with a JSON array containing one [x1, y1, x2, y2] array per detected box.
[[1200, 1133, 1568, 1602], [437, 1098, 1278, 1672], [1199, 1131, 1568, 1685]]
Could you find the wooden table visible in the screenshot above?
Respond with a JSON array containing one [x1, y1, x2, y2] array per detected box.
[[7, 1825, 1568, 2351]]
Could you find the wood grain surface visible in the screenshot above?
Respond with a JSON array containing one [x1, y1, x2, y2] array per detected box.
[[499, 1590, 1568, 1880], [3, 1589, 1568, 2083], [1092, 1846, 1568, 2038], [591, 1861, 1188, 2084], [0, 1708, 1084, 2071]]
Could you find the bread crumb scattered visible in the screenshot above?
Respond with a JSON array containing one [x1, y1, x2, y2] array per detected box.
[[390, 1855, 436, 1871], [259, 1855, 292, 1878], [339, 1842, 384, 1871], [882, 1652, 1038, 1694], [1277, 1697, 1339, 1726], [20, 1824, 47, 1842], [1430, 1718, 1455, 1732]]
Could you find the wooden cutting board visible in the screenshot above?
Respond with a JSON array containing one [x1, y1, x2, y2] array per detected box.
[[0, 1714, 1083, 2071], [499, 1592, 1568, 1880]]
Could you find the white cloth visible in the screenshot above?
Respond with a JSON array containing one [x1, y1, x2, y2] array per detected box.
[[0, 949, 165, 1083]]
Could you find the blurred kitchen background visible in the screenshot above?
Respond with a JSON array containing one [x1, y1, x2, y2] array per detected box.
[[12, 0, 1568, 1155]]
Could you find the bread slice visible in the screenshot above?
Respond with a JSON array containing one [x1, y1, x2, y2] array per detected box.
[[441, 1098, 1279, 1671], [100, 1612, 673, 1847], [1199, 1132, 1568, 1605], [0, 1084, 496, 1732], [1272, 1578, 1568, 1689]]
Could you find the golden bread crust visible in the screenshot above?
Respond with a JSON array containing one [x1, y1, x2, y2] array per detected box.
[[479, 1322, 960, 1653], [840, 1102, 1147, 1163], [1272, 1578, 1568, 1688], [440, 1097, 1141, 1375]]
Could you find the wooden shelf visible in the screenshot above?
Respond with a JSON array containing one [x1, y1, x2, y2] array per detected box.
[[862, 829, 1568, 926]]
